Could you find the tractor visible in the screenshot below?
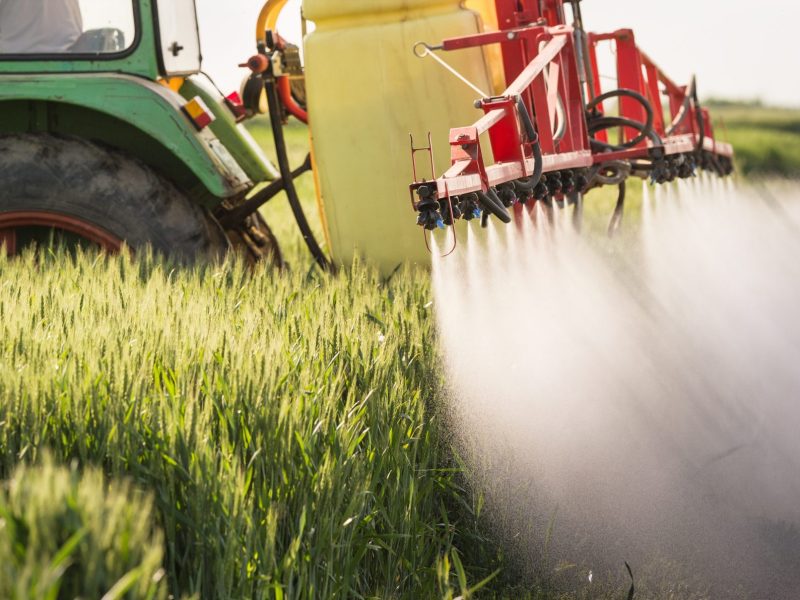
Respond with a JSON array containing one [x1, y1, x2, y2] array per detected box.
[[0, 0, 733, 271], [0, 0, 315, 267]]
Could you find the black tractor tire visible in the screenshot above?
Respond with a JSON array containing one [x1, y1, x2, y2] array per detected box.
[[0, 133, 229, 260]]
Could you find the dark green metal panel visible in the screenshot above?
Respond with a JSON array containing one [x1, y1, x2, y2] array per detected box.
[[180, 76, 278, 183]]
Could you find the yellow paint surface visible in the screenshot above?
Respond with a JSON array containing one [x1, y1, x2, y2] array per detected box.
[[303, 0, 493, 272]]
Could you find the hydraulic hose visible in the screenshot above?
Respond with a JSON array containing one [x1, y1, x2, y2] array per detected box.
[[513, 143, 543, 194], [514, 97, 544, 192], [586, 89, 654, 130], [277, 76, 308, 124], [607, 181, 626, 237], [487, 188, 512, 222], [588, 116, 662, 151], [585, 89, 659, 188], [264, 73, 333, 272], [476, 189, 512, 224], [692, 82, 706, 154], [586, 89, 656, 149], [594, 160, 631, 186]]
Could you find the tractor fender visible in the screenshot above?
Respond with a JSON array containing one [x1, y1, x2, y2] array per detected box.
[[0, 73, 253, 208]]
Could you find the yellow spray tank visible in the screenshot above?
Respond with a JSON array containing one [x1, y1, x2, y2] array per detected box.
[[463, 0, 506, 93], [302, 0, 495, 273]]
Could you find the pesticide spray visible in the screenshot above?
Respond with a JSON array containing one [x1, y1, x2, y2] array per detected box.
[[431, 177, 800, 598]]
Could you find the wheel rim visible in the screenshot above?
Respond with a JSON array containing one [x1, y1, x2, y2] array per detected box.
[[0, 211, 123, 255]]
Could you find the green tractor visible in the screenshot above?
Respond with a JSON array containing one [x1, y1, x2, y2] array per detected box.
[[0, 0, 328, 267]]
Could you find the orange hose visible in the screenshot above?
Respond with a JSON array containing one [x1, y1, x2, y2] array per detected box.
[[277, 76, 308, 123], [257, 1, 308, 123]]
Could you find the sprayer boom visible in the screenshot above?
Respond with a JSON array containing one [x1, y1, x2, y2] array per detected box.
[[409, 0, 734, 234]]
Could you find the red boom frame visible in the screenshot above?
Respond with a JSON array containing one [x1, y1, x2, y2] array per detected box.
[[409, 0, 733, 232]]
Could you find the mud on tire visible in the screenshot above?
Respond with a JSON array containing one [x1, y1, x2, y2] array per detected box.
[[0, 133, 228, 260]]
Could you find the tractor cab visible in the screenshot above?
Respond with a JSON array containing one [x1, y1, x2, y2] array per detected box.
[[0, 0, 291, 262], [0, 0, 135, 56]]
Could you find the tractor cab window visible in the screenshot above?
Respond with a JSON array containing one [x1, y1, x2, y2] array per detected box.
[[0, 0, 135, 55], [155, 0, 201, 75]]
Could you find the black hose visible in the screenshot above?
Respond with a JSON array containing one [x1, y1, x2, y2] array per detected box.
[[594, 160, 631, 186], [264, 73, 333, 272], [588, 116, 662, 151], [526, 129, 545, 188], [586, 89, 656, 149], [583, 89, 658, 192], [476, 189, 512, 224], [607, 181, 626, 237], [586, 89, 653, 128], [512, 132, 543, 194], [691, 81, 706, 154], [514, 97, 544, 192], [517, 96, 537, 142], [486, 188, 513, 223]]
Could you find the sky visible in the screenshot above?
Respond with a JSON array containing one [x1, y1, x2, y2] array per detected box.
[[197, 0, 800, 108]]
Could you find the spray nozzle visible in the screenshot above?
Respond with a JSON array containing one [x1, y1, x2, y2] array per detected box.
[[533, 181, 549, 201], [439, 197, 463, 226], [545, 173, 563, 195], [497, 183, 518, 208], [415, 185, 446, 230], [459, 193, 482, 221], [561, 171, 576, 194]]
